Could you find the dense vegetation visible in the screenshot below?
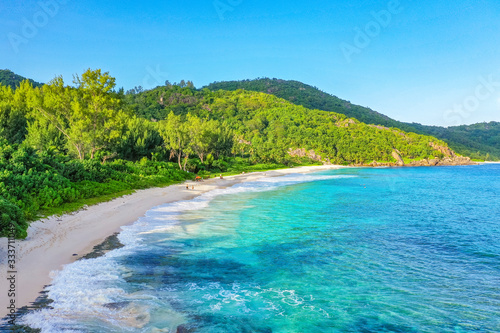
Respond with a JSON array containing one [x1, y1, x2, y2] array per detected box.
[[0, 69, 467, 238], [406, 122, 500, 160], [0, 69, 43, 90], [0, 141, 190, 238], [125, 85, 449, 165], [207, 78, 500, 160]]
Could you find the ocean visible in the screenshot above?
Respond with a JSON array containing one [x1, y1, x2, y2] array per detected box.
[[17, 165, 500, 332]]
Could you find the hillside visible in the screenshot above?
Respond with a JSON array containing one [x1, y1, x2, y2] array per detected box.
[[406, 121, 500, 160], [206, 79, 500, 160], [0, 69, 43, 90], [125, 85, 470, 167]]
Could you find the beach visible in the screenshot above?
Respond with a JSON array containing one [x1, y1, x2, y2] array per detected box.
[[0, 165, 342, 320]]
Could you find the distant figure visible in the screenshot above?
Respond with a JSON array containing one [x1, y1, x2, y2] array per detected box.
[[220, 174, 223, 179], [191, 185, 194, 190], [186, 184, 189, 190]]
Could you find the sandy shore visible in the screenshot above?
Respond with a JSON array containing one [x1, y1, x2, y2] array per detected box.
[[0, 165, 344, 320]]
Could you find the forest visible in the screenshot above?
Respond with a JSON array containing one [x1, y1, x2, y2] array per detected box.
[[207, 78, 500, 160], [1, 69, 463, 238]]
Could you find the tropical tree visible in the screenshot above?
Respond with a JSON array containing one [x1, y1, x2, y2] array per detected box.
[[115, 117, 163, 160], [159, 112, 189, 170], [0, 81, 33, 144], [27, 69, 127, 159], [185, 114, 212, 163], [73, 69, 127, 159]]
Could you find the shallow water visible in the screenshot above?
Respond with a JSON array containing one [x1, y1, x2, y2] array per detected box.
[[18, 165, 500, 332]]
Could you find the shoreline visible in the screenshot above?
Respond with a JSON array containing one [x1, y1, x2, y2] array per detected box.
[[0, 165, 344, 320]]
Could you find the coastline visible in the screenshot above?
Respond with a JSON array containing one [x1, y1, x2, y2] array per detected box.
[[0, 165, 344, 320]]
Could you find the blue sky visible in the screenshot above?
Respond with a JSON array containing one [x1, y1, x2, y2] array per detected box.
[[1, 0, 499, 126]]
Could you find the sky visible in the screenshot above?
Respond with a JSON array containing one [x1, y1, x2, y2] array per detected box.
[[1, 0, 499, 126]]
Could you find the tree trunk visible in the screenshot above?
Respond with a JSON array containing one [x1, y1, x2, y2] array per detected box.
[[183, 156, 189, 171], [177, 151, 182, 170], [75, 144, 84, 160], [102, 152, 117, 164]]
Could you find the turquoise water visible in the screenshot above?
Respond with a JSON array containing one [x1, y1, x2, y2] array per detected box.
[[21, 165, 500, 332]]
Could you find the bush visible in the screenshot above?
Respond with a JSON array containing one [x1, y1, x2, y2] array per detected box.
[[0, 145, 192, 239], [60, 160, 89, 182], [212, 159, 229, 172], [0, 199, 28, 239]]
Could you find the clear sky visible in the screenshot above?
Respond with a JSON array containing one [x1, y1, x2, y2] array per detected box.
[[1, 0, 499, 126]]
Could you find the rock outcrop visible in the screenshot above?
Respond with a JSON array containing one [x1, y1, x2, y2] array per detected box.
[[288, 148, 322, 161], [361, 155, 475, 167], [407, 156, 475, 166], [238, 138, 251, 145], [289, 145, 475, 167], [429, 142, 455, 157], [391, 150, 405, 166], [368, 124, 390, 131], [335, 118, 357, 127]]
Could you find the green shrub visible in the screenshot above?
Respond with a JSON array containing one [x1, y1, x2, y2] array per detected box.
[[0, 199, 28, 239]]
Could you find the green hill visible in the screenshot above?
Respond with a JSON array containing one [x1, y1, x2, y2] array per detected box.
[[0, 69, 43, 90], [206, 78, 500, 160], [125, 85, 468, 166], [405, 121, 500, 160]]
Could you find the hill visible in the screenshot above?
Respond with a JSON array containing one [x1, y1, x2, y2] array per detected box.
[[0, 69, 43, 90], [405, 121, 500, 160], [125, 85, 471, 167], [206, 79, 500, 160]]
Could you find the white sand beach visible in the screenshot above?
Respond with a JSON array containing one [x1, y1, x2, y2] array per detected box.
[[0, 165, 344, 320]]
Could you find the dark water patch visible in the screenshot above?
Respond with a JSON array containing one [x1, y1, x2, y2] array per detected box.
[[103, 301, 131, 310], [179, 313, 273, 333], [0, 289, 52, 332], [254, 240, 337, 276], [81, 232, 124, 260], [351, 316, 420, 333], [160, 257, 252, 286], [1, 233, 124, 332], [177, 323, 198, 332]]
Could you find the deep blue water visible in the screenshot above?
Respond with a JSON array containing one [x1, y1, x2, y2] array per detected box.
[[21, 165, 500, 332]]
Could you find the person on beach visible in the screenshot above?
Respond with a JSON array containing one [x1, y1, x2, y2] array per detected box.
[[220, 174, 223, 179], [186, 184, 189, 190]]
